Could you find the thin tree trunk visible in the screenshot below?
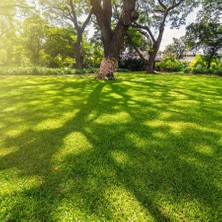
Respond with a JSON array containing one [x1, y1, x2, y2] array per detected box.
[[69, 0, 92, 70], [135, 10, 169, 74], [74, 31, 84, 69], [146, 52, 156, 73], [207, 60, 211, 69], [206, 52, 215, 69], [145, 13, 166, 73]]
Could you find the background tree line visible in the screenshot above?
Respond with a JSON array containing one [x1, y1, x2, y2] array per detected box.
[[0, 0, 221, 79]]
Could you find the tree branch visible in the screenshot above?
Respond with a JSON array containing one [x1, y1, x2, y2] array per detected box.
[[81, 10, 92, 32], [156, 11, 168, 48], [134, 45, 147, 61], [127, 33, 147, 61], [90, 0, 113, 36], [157, 0, 167, 9], [169, 0, 184, 11], [90, 0, 103, 17], [69, 0, 79, 29], [133, 22, 156, 44]]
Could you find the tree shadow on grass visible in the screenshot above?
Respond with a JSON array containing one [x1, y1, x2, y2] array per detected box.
[[0, 75, 221, 221]]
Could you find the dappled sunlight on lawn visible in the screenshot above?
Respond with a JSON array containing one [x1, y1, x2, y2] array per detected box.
[[0, 74, 221, 221]]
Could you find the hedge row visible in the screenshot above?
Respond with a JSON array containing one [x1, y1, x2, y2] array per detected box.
[[0, 67, 97, 75]]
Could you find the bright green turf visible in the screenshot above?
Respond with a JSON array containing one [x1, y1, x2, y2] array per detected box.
[[0, 73, 221, 221]]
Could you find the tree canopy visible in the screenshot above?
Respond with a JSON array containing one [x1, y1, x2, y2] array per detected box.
[[0, 0, 221, 77], [186, 22, 222, 68], [132, 0, 200, 73]]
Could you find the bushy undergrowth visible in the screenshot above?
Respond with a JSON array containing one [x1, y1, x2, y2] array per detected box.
[[0, 67, 97, 75], [155, 57, 187, 72], [191, 65, 222, 76], [119, 58, 145, 71], [184, 54, 222, 76]]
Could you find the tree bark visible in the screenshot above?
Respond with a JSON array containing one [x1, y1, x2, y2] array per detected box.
[[74, 31, 83, 69], [97, 58, 118, 80], [91, 0, 138, 80], [146, 11, 167, 73], [69, 0, 92, 69], [134, 0, 185, 73], [146, 52, 156, 73], [206, 50, 216, 69]]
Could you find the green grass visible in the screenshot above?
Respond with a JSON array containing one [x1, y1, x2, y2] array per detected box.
[[0, 73, 221, 221]]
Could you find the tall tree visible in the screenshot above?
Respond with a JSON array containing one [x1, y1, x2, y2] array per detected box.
[[39, 0, 92, 69], [0, 0, 30, 66], [186, 22, 222, 68], [21, 14, 47, 65], [90, 0, 138, 80], [133, 0, 199, 73]]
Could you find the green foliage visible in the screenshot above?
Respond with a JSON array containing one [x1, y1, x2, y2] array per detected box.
[[164, 36, 189, 59], [213, 67, 222, 76], [21, 14, 47, 66], [0, 66, 97, 75], [183, 67, 191, 73], [192, 64, 210, 74], [186, 22, 222, 68], [43, 27, 76, 68], [133, 0, 200, 73], [198, 0, 222, 22], [155, 57, 186, 72], [187, 54, 222, 75], [119, 58, 145, 71], [124, 27, 147, 52], [0, 66, 64, 75], [84, 38, 103, 69], [189, 54, 206, 69]]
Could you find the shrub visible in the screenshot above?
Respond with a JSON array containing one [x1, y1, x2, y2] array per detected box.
[[155, 57, 184, 72], [189, 54, 206, 70], [187, 55, 222, 76], [184, 67, 191, 73], [116, 68, 129, 72], [192, 64, 210, 74], [213, 67, 222, 76], [0, 67, 74, 76], [119, 58, 145, 71]]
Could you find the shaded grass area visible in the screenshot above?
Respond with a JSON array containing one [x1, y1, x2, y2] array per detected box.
[[0, 73, 221, 221]]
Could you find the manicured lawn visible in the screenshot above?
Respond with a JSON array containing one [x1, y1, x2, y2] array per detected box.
[[0, 73, 221, 221]]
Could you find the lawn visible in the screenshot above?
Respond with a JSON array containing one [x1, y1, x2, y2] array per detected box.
[[0, 73, 221, 221]]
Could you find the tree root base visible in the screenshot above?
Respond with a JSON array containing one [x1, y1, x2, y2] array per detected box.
[[96, 57, 118, 80]]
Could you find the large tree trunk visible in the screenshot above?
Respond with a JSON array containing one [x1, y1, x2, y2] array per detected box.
[[96, 37, 121, 80], [91, 0, 138, 80], [97, 57, 118, 80]]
